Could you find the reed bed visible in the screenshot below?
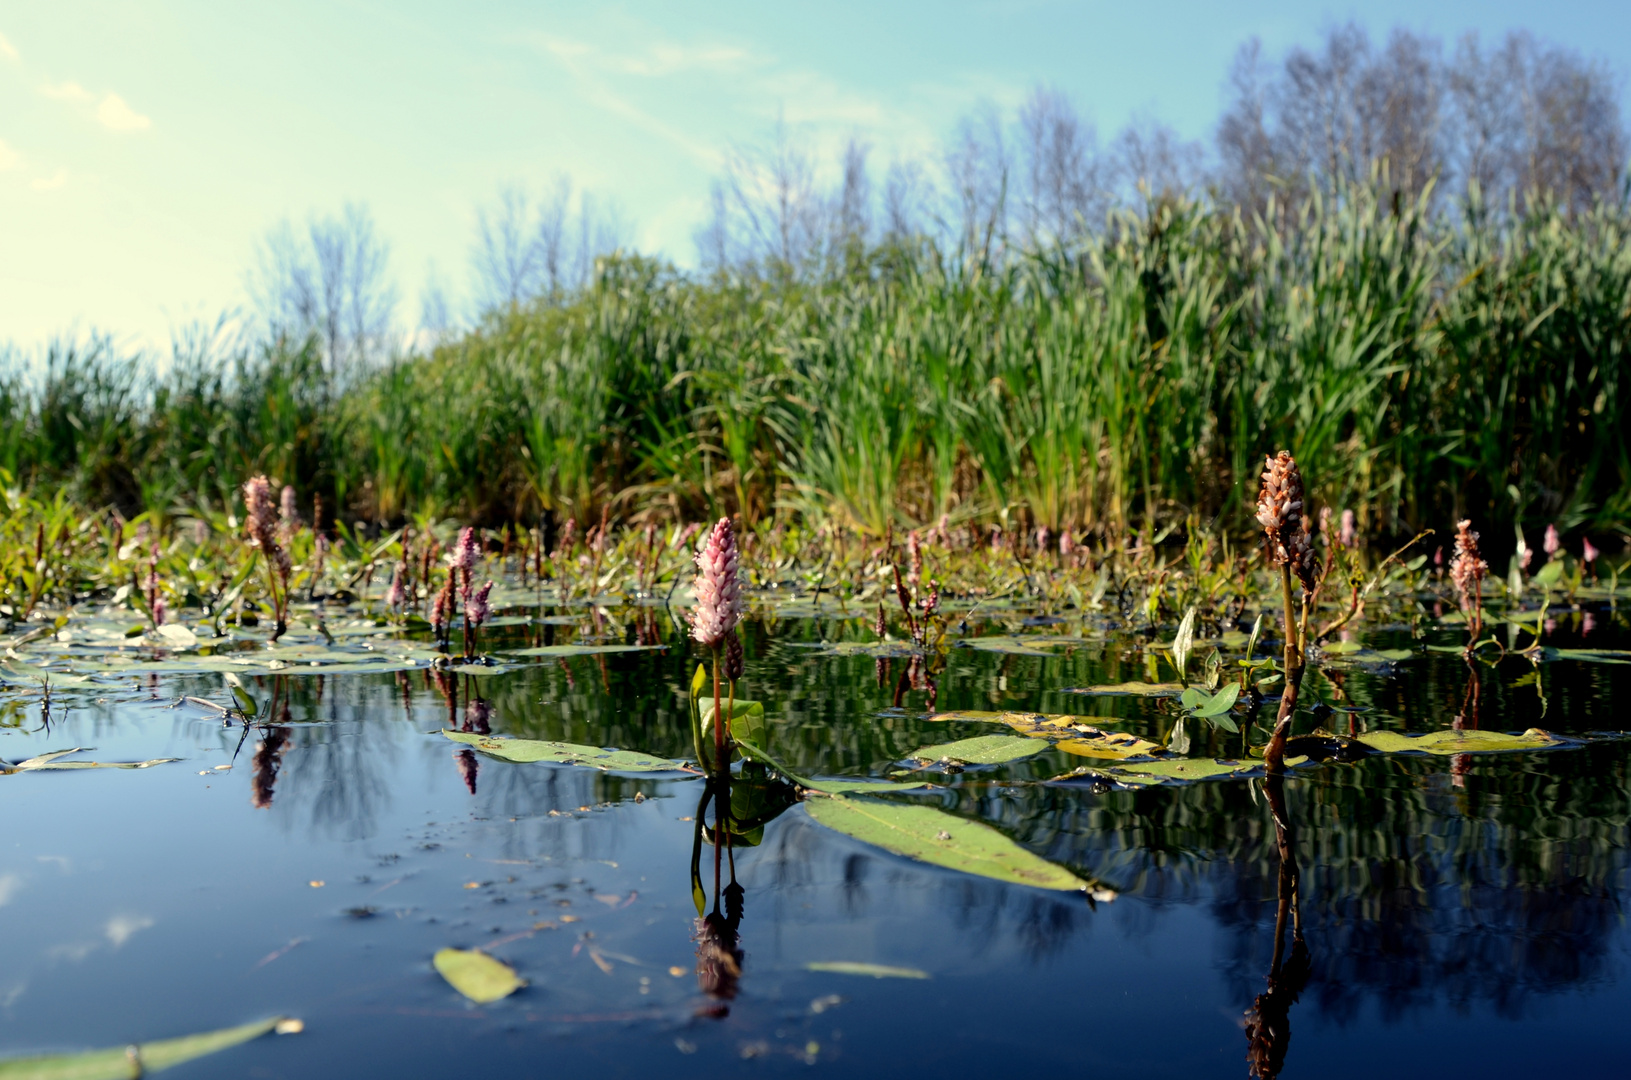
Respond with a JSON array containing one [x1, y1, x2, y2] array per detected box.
[[2, 185, 1627, 553]]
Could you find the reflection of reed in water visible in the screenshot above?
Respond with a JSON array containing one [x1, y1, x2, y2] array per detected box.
[[1244, 773, 1310, 1080], [251, 727, 291, 809]]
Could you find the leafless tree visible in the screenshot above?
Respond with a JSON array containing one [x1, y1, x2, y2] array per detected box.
[[1018, 86, 1107, 245], [1448, 31, 1627, 215], [944, 103, 1012, 261], [1218, 23, 1626, 220], [250, 202, 398, 374], [472, 185, 544, 310], [1111, 115, 1205, 207], [834, 137, 873, 256], [882, 158, 932, 243]]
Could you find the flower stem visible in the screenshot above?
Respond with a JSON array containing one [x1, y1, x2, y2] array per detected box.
[[1264, 562, 1304, 772], [711, 648, 725, 775]]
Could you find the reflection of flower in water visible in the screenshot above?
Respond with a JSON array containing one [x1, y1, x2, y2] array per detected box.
[[693, 911, 743, 1005], [1243, 937, 1310, 1079], [463, 698, 491, 734], [251, 727, 291, 809], [454, 748, 479, 795]]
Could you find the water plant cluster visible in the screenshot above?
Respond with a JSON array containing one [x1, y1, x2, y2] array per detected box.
[[3, 182, 1629, 549]]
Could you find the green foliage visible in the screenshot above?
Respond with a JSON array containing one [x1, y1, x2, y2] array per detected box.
[[3, 186, 1629, 539]]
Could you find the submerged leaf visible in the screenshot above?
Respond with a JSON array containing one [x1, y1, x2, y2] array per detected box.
[[441, 731, 693, 773], [804, 797, 1091, 893], [804, 962, 929, 979], [433, 948, 525, 1003], [0, 1016, 287, 1079], [905, 735, 1044, 765]]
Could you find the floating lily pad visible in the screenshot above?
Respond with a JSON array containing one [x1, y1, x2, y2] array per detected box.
[[905, 735, 1045, 765], [432, 948, 525, 1003], [0, 1016, 289, 1079], [804, 962, 929, 979], [441, 730, 693, 773], [803, 796, 1093, 893]]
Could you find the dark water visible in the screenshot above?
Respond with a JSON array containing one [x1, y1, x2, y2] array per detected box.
[[2, 611, 1628, 1078]]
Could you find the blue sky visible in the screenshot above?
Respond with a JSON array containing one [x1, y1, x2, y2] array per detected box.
[[2, 1, 1628, 353]]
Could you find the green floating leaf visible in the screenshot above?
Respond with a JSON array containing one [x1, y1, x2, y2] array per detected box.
[[1354, 728, 1567, 755], [804, 962, 929, 979], [433, 948, 525, 1004], [956, 635, 1090, 657], [0, 1016, 287, 1079], [800, 778, 936, 795], [733, 739, 934, 795], [927, 711, 1161, 760], [502, 643, 665, 657], [906, 735, 1044, 765], [1318, 646, 1413, 664], [441, 731, 692, 773], [1538, 647, 1631, 665], [804, 796, 1092, 893], [790, 641, 919, 658], [1062, 681, 1183, 697], [2, 748, 180, 773]]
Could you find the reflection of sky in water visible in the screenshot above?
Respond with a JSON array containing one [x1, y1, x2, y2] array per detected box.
[[0, 625, 1626, 1076]]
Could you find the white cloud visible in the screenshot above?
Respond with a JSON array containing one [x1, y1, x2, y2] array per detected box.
[[97, 93, 151, 131], [105, 914, 154, 948], [31, 169, 67, 191], [39, 80, 92, 101], [0, 139, 18, 171], [0, 32, 17, 61], [0, 874, 20, 906]]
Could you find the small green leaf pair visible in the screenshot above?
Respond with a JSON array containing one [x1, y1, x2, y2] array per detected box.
[[1178, 682, 1241, 732]]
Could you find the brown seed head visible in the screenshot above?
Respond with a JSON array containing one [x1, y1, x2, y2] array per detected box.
[[1256, 451, 1317, 592], [1450, 520, 1488, 608], [723, 629, 744, 683]]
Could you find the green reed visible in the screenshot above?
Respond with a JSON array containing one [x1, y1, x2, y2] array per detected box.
[[2, 183, 1627, 548]]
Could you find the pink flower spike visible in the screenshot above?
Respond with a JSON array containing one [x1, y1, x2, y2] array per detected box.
[[688, 518, 743, 648], [456, 527, 480, 578], [1543, 524, 1560, 557], [1582, 537, 1599, 564], [1340, 509, 1356, 548], [467, 580, 494, 628]]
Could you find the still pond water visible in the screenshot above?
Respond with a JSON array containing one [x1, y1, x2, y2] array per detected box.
[[1, 605, 1628, 1078]]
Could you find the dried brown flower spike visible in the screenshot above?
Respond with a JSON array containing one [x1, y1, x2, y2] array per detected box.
[[1256, 451, 1317, 593], [1450, 519, 1489, 643]]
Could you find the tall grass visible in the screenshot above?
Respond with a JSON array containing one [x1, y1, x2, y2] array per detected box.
[[4, 185, 1628, 547]]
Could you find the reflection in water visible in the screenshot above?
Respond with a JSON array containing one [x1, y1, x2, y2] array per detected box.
[[692, 779, 743, 1014], [250, 726, 291, 809], [1244, 773, 1310, 1079], [454, 748, 479, 794], [689, 770, 801, 1017]]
